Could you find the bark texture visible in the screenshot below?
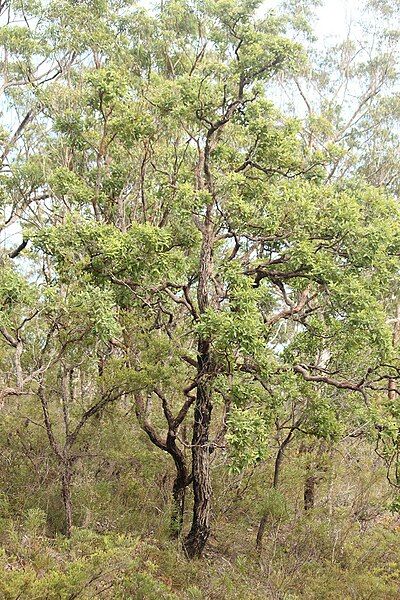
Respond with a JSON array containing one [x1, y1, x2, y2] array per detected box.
[[183, 340, 213, 558]]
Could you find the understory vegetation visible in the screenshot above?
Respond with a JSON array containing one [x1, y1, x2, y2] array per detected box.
[[1, 421, 400, 599]]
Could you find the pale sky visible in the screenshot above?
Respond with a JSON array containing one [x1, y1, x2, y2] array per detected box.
[[315, 0, 357, 40]]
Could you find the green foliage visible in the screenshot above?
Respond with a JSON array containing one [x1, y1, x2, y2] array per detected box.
[[226, 406, 272, 472], [304, 396, 344, 441], [259, 487, 289, 521]]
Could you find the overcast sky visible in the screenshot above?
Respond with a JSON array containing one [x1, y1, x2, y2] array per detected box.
[[314, 0, 357, 40]]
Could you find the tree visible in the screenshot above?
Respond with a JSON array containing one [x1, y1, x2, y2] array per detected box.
[[1, 0, 400, 564]]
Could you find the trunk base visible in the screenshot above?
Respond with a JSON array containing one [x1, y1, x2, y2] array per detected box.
[[183, 525, 210, 559]]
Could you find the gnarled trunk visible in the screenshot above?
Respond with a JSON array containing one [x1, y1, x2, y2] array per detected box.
[[169, 437, 189, 537], [135, 390, 191, 539]]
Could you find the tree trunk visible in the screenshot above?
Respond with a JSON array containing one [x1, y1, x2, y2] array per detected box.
[[170, 447, 189, 538], [256, 514, 268, 551], [184, 182, 214, 558], [273, 443, 286, 489], [304, 475, 316, 511], [135, 391, 191, 539], [302, 441, 326, 512], [61, 461, 73, 537], [183, 340, 213, 558]]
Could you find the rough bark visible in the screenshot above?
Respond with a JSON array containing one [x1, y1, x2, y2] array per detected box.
[[135, 391, 192, 538], [183, 181, 215, 558], [304, 475, 316, 511], [183, 340, 213, 558]]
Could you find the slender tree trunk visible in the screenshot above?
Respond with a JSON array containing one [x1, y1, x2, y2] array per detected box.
[[183, 184, 214, 557], [273, 443, 286, 489], [61, 460, 73, 537], [183, 340, 213, 558], [38, 383, 74, 538]]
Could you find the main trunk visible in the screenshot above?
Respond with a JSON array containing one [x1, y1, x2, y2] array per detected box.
[[183, 192, 214, 558], [304, 475, 316, 511], [183, 339, 213, 558]]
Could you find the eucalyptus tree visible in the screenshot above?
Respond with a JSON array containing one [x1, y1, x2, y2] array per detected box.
[[21, 0, 306, 556], [2, 0, 400, 561]]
